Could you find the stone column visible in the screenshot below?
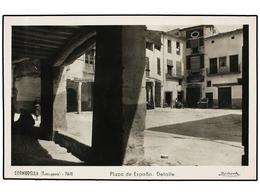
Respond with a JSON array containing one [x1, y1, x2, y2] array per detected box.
[[40, 61, 53, 139], [77, 81, 82, 114], [90, 26, 146, 165], [53, 66, 67, 133]]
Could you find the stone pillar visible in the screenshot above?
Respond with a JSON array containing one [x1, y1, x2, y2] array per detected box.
[[122, 26, 146, 165], [90, 26, 146, 165], [77, 81, 82, 114], [53, 66, 67, 133], [40, 61, 53, 139]]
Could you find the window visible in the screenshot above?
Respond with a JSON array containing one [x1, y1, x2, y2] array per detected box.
[[237, 78, 242, 84], [146, 42, 153, 51], [230, 55, 239, 72], [155, 44, 161, 51], [167, 40, 172, 53], [190, 56, 201, 73], [176, 61, 182, 75], [157, 58, 161, 75], [199, 38, 204, 46], [167, 66, 173, 75], [231, 36, 235, 39], [211, 40, 215, 44], [186, 40, 191, 48], [209, 58, 218, 74], [167, 59, 173, 75], [207, 81, 212, 87], [145, 57, 150, 77], [189, 39, 199, 53], [186, 56, 191, 70], [85, 49, 95, 64], [219, 56, 227, 67], [176, 42, 180, 55], [179, 80, 182, 85], [145, 57, 150, 70]]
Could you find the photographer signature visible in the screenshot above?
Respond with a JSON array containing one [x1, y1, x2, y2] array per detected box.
[[218, 171, 240, 177]]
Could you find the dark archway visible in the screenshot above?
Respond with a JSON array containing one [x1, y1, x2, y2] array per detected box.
[[67, 88, 77, 112]]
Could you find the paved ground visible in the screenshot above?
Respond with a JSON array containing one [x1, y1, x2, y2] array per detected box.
[[13, 108, 243, 165], [144, 109, 242, 165]]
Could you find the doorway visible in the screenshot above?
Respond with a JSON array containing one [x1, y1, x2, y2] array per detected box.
[[218, 87, 232, 108], [155, 81, 161, 107], [206, 92, 213, 108], [177, 90, 184, 102], [165, 92, 172, 107], [186, 87, 201, 108], [67, 88, 77, 112]]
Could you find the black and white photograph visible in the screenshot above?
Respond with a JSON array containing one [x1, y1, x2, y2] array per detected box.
[[2, 15, 257, 180]]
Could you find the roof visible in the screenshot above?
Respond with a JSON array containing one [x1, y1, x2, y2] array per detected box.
[[12, 26, 96, 67], [178, 25, 215, 31], [204, 28, 243, 40]]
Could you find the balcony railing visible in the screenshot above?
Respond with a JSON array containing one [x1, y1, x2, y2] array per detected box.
[[206, 64, 241, 76], [186, 69, 205, 83], [165, 72, 183, 80]]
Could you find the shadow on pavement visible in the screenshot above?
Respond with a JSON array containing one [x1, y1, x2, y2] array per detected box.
[[11, 110, 89, 166], [147, 114, 242, 142]]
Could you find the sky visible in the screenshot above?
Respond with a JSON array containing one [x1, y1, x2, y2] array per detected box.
[[147, 25, 242, 33]]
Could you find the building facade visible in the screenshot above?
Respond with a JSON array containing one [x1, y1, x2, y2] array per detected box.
[[66, 48, 95, 112], [145, 30, 185, 109], [173, 25, 218, 108], [204, 29, 243, 108]]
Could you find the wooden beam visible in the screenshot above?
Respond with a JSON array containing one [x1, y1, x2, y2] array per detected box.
[[18, 26, 80, 35], [14, 28, 69, 40], [13, 47, 53, 56], [12, 53, 48, 60], [52, 29, 96, 67], [63, 37, 96, 66], [13, 44, 57, 53], [12, 49, 51, 60], [13, 38, 61, 49], [13, 32, 64, 45], [12, 57, 30, 64], [23, 27, 75, 36]]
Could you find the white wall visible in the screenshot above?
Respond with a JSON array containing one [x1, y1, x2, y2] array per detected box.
[[204, 30, 243, 102]]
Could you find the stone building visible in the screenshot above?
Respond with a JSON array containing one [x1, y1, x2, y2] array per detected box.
[[66, 48, 95, 112], [204, 28, 243, 108], [148, 25, 243, 109], [169, 25, 218, 108], [13, 50, 95, 114], [145, 30, 185, 108]]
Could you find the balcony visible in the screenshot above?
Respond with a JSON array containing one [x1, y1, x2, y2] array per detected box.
[[186, 69, 205, 83], [83, 63, 95, 75], [165, 72, 183, 80], [145, 69, 150, 77], [206, 65, 241, 76]]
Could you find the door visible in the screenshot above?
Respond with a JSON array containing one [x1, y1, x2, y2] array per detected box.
[[67, 88, 77, 112], [186, 87, 201, 108], [177, 91, 184, 102], [206, 92, 213, 108], [155, 81, 161, 107], [218, 87, 232, 108], [165, 92, 172, 107]]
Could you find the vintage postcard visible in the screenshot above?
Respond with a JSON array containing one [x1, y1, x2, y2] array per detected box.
[[2, 15, 257, 180]]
